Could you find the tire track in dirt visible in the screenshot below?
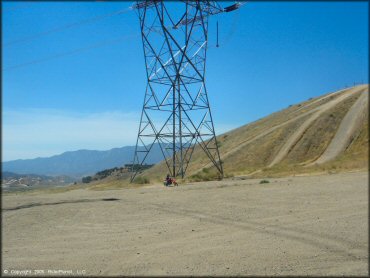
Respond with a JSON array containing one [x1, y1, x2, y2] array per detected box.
[[267, 85, 367, 167], [308, 90, 368, 165], [113, 197, 366, 260], [194, 86, 365, 173]]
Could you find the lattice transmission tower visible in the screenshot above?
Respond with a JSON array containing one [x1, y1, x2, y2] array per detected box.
[[131, 1, 241, 181]]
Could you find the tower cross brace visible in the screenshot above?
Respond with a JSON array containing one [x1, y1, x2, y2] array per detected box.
[[131, 1, 225, 181]]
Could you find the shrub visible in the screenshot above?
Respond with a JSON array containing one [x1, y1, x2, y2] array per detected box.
[[189, 169, 220, 182], [259, 179, 270, 184], [82, 176, 92, 183], [134, 176, 150, 184]]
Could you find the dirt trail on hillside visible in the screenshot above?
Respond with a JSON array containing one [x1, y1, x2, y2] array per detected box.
[[268, 85, 367, 167], [195, 86, 366, 174], [309, 90, 369, 165], [2, 172, 368, 276], [294, 88, 346, 114]]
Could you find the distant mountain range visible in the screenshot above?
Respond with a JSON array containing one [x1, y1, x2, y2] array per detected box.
[[2, 145, 164, 177]]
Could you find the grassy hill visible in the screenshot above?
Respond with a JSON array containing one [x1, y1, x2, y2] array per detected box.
[[138, 84, 368, 182], [89, 84, 368, 188]]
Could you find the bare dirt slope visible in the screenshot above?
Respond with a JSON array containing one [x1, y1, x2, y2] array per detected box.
[[2, 171, 368, 276]]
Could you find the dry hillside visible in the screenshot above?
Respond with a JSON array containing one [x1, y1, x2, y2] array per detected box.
[[137, 84, 368, 182]]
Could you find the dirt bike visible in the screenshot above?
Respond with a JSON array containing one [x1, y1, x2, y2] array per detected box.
[[164, 178, 178, 186]]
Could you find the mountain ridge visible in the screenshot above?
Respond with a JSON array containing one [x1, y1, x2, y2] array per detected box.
[[2, 144, 164, 177]]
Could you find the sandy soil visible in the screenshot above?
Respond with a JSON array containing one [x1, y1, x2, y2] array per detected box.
[[2, 171, 368, 276]]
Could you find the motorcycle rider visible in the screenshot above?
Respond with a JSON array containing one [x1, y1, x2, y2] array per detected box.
[[165, 174, 171, 186]]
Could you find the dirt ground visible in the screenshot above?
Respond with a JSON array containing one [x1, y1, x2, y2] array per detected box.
[[2, 171, 368, 276]]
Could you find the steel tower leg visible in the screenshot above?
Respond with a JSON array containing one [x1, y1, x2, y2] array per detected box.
[[131, 1, 224, 181]]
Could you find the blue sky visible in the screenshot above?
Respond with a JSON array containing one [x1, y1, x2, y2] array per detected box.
[[2, 1, 368, 161]]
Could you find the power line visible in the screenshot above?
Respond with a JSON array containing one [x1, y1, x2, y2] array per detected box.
[[4, 7, 132, 47], [3, 2, 248, 70], [2, 34, 138, 71]]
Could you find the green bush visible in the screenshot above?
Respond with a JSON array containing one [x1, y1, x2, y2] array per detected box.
[[202, 168, 210, 174], [82, 176, 92, 183], [259, 179, 270, 184]]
